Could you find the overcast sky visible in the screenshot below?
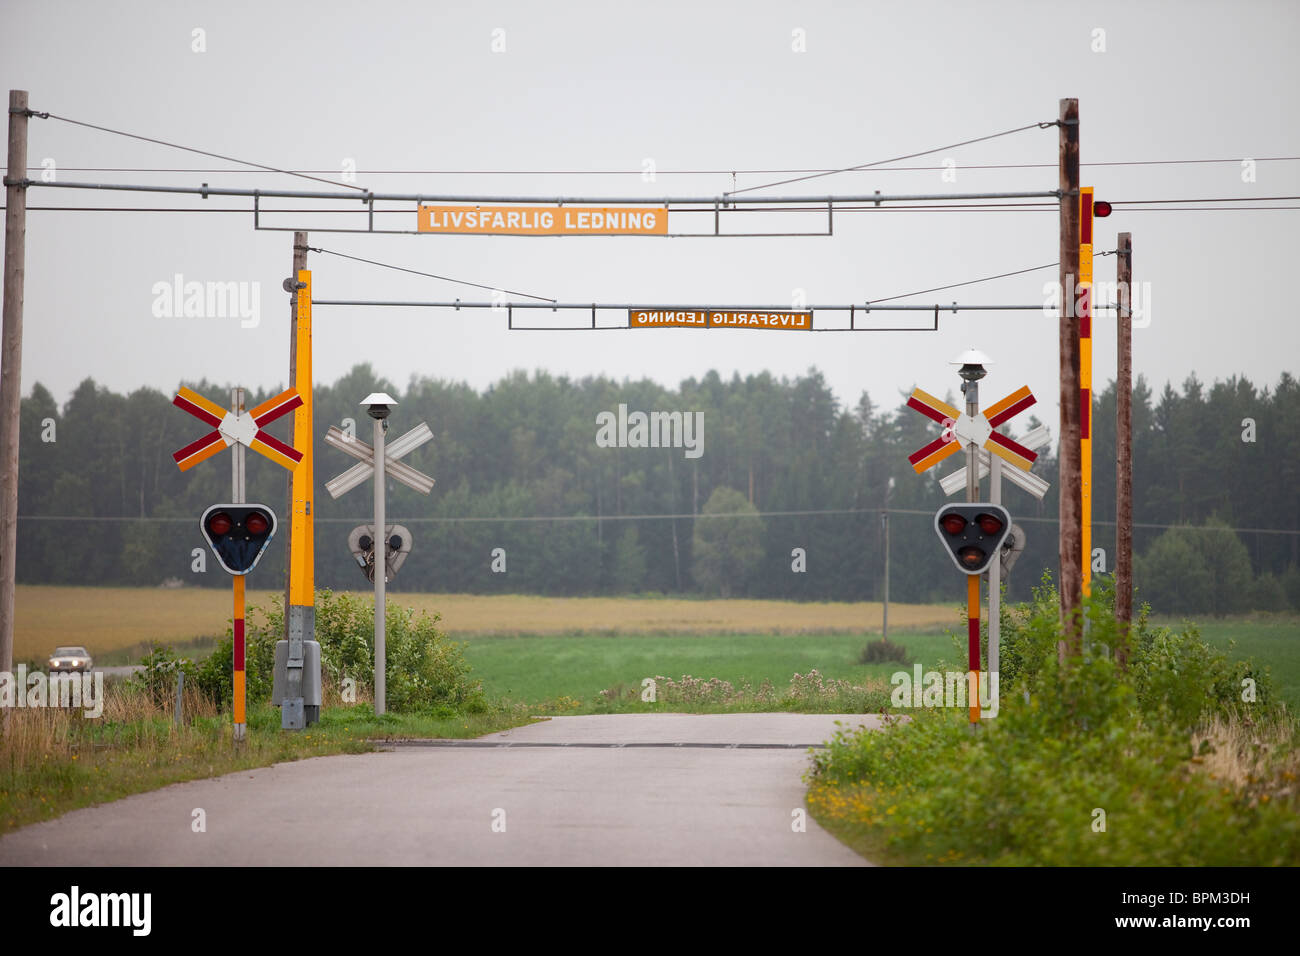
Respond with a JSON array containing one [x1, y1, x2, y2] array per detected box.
[[3, 0, 1297, 432]]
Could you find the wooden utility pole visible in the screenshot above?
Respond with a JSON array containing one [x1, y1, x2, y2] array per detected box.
[[0, 90, 30, 684], [1057, 98, 1082, 659], [1115, 232, 1133, 666], [283, 232, 307, 629]]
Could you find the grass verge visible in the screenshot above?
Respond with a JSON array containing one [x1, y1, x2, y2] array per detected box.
[[0, 690, 533, 836], [805, 581, 1300, 866]]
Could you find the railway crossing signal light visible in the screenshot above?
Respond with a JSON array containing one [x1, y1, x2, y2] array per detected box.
[[1093, 199, 1112, 217], [201, 503, 278, 575], [347, 524, 413, 583], [934, 503, 1012, 575]]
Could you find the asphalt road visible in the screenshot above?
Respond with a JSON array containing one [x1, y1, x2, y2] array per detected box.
[[0, 713, 881, 866]]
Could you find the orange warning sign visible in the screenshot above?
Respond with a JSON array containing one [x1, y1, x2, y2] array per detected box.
[[629, 310, 708, 328], [418, 205, 667, 236], [707, 310, 811, 330], [628, 309, 812, 330]]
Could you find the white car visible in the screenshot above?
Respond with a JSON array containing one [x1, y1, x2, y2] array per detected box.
[[48, 646, 93, 673]]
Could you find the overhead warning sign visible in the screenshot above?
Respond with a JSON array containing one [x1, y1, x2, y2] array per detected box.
[[629, 309, 813, 330], [418, 204, 668, 235]]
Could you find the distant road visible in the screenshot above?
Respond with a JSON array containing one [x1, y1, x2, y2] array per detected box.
[[96, 665, 142, 679], [0, 713, 880, 866]]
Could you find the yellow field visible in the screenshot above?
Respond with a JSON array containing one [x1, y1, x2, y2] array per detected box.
[[13, 585, 958, 661], [14, 585, 283, 661]]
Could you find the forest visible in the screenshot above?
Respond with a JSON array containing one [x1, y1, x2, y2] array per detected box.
[[8, 364, 1300, 614]]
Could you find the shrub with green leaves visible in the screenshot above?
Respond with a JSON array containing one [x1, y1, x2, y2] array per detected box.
[[810, 574, 1297, 865], [809, 650, 1299, 865], [859, 637, 909, 665], [128, 643, 195, 709], [192, 590, 485, 715]]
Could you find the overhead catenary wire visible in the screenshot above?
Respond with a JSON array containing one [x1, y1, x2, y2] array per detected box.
[[8, 204, 1299, 216], [725, 121, 1055, 195], [867, 263, 1059, 304], [304, 248, 1071, 314], [25, 156, 1300, 175], [308, 246, 556, 303], [23, 178, 1061, 205], [33, 110, 366, 193], [15, 511, 1300, 536]]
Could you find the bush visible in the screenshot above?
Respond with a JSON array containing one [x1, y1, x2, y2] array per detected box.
[[190, 590, 486, 715], [128, 643, 194, 710], [192, 597, 283, 708], [1249, 572, 1289, 613], [859, 637, 909, 665], [1130, 623, 1275, 730], [808, 593, 1299, 865], [985, 571, 1275, 732], [1284, 564, 1300, 612], [312, 589, 486, 713]]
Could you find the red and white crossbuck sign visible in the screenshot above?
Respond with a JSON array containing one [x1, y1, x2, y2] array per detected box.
[[907, 385, 1040, 474], [172, 387, 304, 471]]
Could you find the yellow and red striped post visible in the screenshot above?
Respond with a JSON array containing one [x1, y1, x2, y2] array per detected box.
[[233, 572, 246, 735], [290, 269, 313, 616], [967, 573, 980, 724], [1080, 187, 1095, 596]]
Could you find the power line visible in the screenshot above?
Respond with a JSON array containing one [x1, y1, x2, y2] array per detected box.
[[309, 246, 556, 303], [868, 263, 1058, 304], [26, 156, 1300, 175], [35, 111, 366, 193], [9, 196, 1295, 217], [726, 121, 1054, 195], [16, 510, 1300, 536]]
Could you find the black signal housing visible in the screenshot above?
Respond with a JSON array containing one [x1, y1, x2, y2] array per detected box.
[[200, 503, 277, 575], [934, 503, 1012, 576]]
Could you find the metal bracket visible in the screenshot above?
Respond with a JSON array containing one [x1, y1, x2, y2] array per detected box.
[[281, 698, 305, 730]]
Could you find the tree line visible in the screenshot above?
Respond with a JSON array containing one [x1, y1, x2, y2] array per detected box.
[[7, 364, 1300, 613]]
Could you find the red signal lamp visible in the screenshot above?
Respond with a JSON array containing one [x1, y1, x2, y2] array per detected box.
[[199, 504, 277, 575], [207, 512, 233, 536], [940, 514, 967, 535], [1093, 200, 1112, 218], [933, 503, 1013, 576]]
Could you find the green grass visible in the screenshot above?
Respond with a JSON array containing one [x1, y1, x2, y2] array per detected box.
[[804, 598, 1300, 866], [0, 701, 535, 835], [1152, 615, 1300, 712], [462, 631, 953, 707]]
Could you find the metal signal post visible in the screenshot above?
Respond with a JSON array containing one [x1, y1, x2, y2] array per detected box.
[[173, 384, 301, 739], [325, 400, 434, 716], [282, 269, 318, 730]]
